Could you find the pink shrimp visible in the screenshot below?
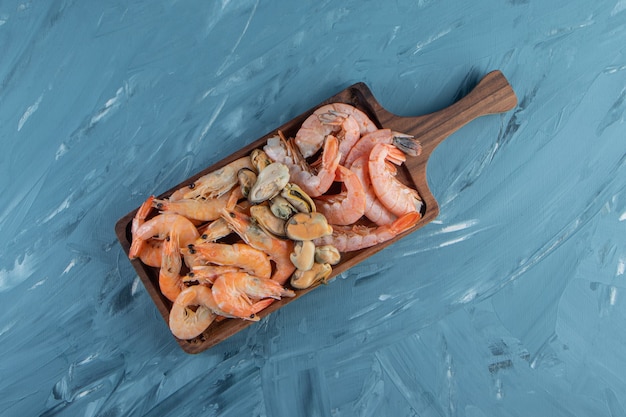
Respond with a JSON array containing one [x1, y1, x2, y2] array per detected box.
[[220, 208, 295, 285], [184, 242, 272, 280], [314, 165, 366, 226], [344, 129, 420, 168], [169, 285, 218, 340], [368, 143, 423, 217], [128, 213, 199, 259], [153, 192, 231, 222], [314, 211, 421, 252], [321, 103, 378, 136], [349, 155, 397, 226], [264, 133, 340, 197], [294, 106, 360, 160], [212, 272, 294, 320]]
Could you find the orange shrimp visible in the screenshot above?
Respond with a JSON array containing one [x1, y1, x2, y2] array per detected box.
[[169, 285, 217, 340], [344, 129, 420, 168], [294, 106, 360, 160], [185, 265, 241, 286], [314, 211, 421, 252], [314, 165, 366, 226], [220, 271, 294, 300], [368, 143, 423, 217], [138, 238, 163, 268], [349, 155, 397, 226], [195, 218, 233, 243], [159, 230, 184, 302], [212, 272, 294, 320], [264, 133, 340, 197], [220, 208, 295, 285], [184, 242, 272, 279], [128, 213, 199, 259], [153, 192, 231, 222], [129, 195, 155, 261]]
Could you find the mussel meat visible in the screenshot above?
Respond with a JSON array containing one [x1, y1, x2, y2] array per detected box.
[[290, 240, 316, 271], [285, 212, 333, 241], [250, 204, 287, 237], [291, 262, 333, 290], [248, 162, 290, 204]]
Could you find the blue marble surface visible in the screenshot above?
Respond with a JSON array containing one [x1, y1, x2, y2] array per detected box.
[[1, 0, 625, 415]]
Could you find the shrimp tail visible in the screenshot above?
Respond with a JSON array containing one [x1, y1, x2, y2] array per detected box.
[[392, 135, 422, 157], [129, 195, 156, 259], [391, 211, 421, 234], [382, 144, 406, 166]]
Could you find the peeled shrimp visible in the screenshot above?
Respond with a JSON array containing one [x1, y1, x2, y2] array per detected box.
[[349, 155, 397, 226], [368, 143, 423, 217], [314, 165, 366, 226], [212, 272, 294, 320], [314, 211, 421, 252], [185, 242, 272, 280], [294, 106, 360, 160], [321, 103, 378, 136], [169, 285, 217, 340], [169, 156, 254, 201], [220, 208, 295, 285], [264, 133, 340, 197]]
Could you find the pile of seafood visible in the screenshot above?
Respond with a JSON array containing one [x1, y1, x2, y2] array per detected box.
[[128, 103, 424, 340]]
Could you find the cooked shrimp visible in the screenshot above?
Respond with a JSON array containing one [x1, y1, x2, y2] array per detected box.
[[212, 272, 293, 320], [169, 156, 254, 201], [139, 238, 163, 268], [349, 155, 397, 226], [321, 103, 378, 136], [314, 165, 366, 226], [369, 143, 423, 217], [196, 218, 233, 243], [344, 129, 419, 168], [185, 242, 272, 279], [129, 213, 199, 259], [129, 195, 155, 261], [314, 211, 421, 252], [159, 224, 185, 302], [220, 208, 295, 285], [294, 107, 360, 160], [223, 271, 295, 299], [185, 265, 241, 286], [153, 192, 231, 222], [169, 285, 217, 340], [264, 133, 340, 197], [131, 195, 155, 236]]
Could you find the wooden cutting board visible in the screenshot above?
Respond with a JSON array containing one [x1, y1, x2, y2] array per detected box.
[[115, 70, 517, 353]]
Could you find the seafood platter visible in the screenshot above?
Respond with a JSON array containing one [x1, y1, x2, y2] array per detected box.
[[115, 70, 517, 353]]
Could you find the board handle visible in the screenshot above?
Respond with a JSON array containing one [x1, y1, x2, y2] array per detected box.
[[374, 70, 518, 157]]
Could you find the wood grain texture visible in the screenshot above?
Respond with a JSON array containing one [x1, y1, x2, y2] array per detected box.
[[115, 70, 517, 353]]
